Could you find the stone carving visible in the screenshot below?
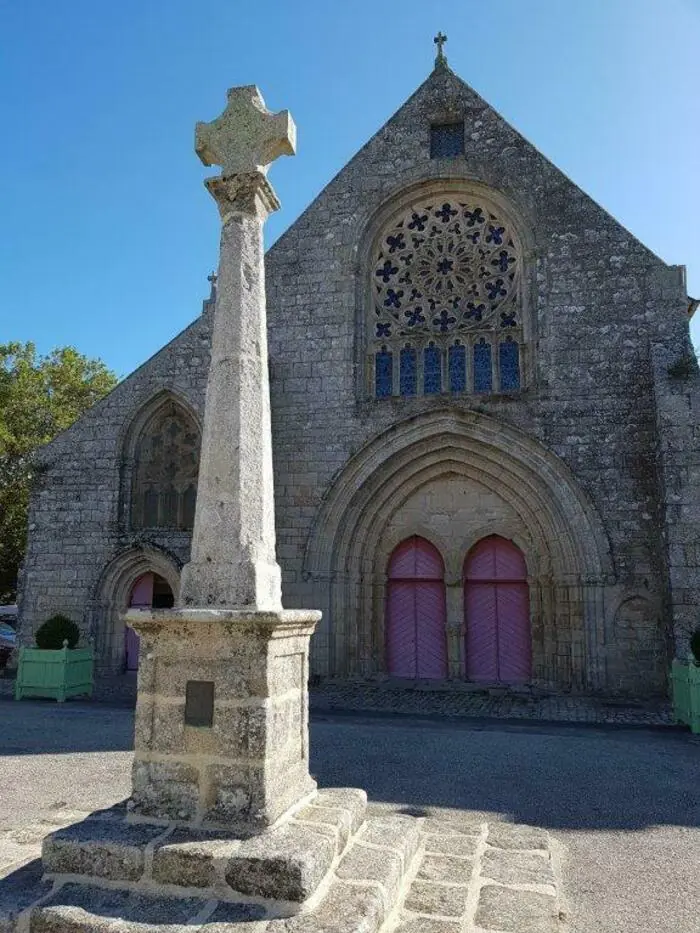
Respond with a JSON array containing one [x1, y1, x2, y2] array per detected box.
[[372, 197, 520, 341], [195, 85, 296, 178]]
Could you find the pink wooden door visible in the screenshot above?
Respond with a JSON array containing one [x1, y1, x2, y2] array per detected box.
[[464, 536, 531, 684], [386, 537, 447, 679], [125, 573, 154, 671]]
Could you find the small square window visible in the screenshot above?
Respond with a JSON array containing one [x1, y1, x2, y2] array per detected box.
[[430, 122, 464, 159]]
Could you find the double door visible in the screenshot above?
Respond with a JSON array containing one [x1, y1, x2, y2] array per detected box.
[[385, 534, 531, 684]]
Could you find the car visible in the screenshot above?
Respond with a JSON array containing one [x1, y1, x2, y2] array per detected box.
[[0, 614, 17, 669]]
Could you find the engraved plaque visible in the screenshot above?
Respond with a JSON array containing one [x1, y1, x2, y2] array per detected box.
[[185, 680, 214, 727]]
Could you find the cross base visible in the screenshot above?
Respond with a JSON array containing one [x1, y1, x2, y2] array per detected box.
[[125, 607, 321, 836]]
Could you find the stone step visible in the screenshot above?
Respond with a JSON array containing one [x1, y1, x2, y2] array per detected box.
[[0, 858, 53, 933], [28, 812, 424, 933], [28, 883, 268, 933], [42, 789, 367, 904]]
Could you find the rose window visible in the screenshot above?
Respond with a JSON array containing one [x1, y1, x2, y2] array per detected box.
[[369, 196, 523, 399]]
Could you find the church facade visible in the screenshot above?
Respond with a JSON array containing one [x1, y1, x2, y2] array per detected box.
[[17, 62, 700, 696]]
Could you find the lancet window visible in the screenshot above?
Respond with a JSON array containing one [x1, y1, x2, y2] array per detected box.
[[130, 402, 200, 531], [369, 194, 524, 399]]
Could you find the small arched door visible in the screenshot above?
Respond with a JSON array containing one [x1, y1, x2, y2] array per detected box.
[[386, 536, 448, 679], [125, 573, 174, 671], [464, 536, 531, 684]]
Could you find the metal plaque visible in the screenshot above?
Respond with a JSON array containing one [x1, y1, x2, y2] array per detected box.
[[184, 680, 214, 727]]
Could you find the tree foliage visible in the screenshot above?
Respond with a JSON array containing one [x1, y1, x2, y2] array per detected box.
[[0, 343, 118, 602]]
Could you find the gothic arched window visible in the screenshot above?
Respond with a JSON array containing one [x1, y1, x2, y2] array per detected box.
[[369, 193, 524, 398], [130, 402, 201, 531]]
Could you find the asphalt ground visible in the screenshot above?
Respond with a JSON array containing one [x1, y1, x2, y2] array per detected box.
[[0, 698, 698, 932]]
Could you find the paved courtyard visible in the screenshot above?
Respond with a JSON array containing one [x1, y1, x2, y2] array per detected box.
[[0, 699, 698, 932]]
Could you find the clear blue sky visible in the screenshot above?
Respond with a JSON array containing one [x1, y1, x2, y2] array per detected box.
[[1, 0, 698, 377]]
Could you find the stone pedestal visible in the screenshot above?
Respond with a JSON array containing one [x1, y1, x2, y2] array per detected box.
[[127, 608, 319, 834]]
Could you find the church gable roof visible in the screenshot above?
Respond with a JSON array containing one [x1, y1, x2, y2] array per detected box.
[[268, 59, 677, 277]]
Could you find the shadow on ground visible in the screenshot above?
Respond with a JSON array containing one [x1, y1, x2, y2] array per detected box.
[[1, 699, 698, 834]]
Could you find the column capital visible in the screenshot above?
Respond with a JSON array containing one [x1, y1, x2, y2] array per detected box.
[[204, 171, 281, 222]]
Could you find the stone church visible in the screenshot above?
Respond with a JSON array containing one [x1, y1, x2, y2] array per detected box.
[[18, 55, 700, 697]]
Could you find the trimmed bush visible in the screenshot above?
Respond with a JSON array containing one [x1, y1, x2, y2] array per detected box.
[[691, 627, 700, 665], [35, 615, 80, 650]]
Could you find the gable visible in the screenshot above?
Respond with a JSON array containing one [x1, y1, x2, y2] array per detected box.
[[266, 61, 689, 366]]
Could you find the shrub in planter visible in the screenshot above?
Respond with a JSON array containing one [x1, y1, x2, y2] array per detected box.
[[690, 627, 700, 665], [16, 615, 92, 702], [35, 614, 80, 650], [670, 627, 700, 734]]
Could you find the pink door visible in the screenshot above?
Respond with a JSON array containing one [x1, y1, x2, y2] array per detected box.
[[386, 537, 448, 679], [125, 573, 154, 671], [464, 536, 531, 684]]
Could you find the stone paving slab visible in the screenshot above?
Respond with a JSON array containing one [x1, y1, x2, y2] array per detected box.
[[398, 819, 563, 933], [311, 682, 675, 727]]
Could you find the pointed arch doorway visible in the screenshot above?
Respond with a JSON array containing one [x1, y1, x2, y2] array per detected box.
[[125, 572, 174, 671], [463, 535, 531, 684], [386, 536, 448, 679]]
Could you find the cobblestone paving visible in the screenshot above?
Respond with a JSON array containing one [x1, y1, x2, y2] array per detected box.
[[310, 682, 675, 727], [396, 816, 563, 933]]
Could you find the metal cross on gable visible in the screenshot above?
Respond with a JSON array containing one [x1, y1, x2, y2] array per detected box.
[[434, 31, 448, 66]]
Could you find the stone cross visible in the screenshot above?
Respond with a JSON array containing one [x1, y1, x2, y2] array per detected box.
[[434, 31, 448, 66], [180, 86, 298, 612], [126, 86, 320, 835], [195, 85, 296, 177]]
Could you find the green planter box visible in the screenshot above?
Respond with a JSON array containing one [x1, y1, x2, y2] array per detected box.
[[15, 645, 94, 702], [670, 659, 700, 734]]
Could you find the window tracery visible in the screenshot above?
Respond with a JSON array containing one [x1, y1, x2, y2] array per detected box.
[[369, 194, 524, 398], [130, 403, 200, 531]]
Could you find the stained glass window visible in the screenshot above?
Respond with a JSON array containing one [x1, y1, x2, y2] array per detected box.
[[143, 489, 159, 527], [430, 123, 464, 159], [499, 337, 520, 391], [131, 404, 200, 530], [182, 485, 197, 529], [373, 199, 519, 342], [474, 339, 493, 393], [375, 347, 393, 398], [400, 345, 417, 396], [448, 342, 466, 392], [423, 343, 441, 394], [370, 191, 523, 399]]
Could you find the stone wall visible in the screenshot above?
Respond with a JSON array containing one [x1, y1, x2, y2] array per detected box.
[[650, 342, 700, 664]]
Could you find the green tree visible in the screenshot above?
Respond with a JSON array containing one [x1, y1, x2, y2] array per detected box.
[[0, 343, 118, 602]]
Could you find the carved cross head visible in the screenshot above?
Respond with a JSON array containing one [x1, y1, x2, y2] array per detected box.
[[195, 85, 296, 178]]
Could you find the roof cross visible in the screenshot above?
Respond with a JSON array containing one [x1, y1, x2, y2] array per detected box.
[[434, 31, 448, 66]]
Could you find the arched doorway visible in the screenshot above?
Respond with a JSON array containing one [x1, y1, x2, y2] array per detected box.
[[386, 536, 448, 679], [464, 535, 531, 684], [125, 572, 174, 671]]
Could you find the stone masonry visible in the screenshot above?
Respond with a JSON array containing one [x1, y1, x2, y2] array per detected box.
[[2, 805, 565, 933], [17, 54, 700, 698]]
